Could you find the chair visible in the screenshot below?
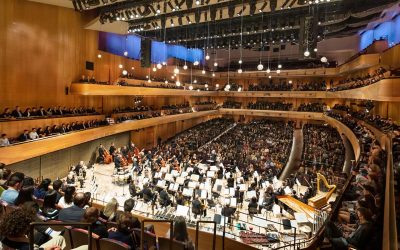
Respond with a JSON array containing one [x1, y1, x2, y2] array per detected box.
[[70, 228, 100, 250], [134, 228, 157, 250], [157, 236, 186, 250], [106, 221, 118, 230], [99, 238, 131, 250]]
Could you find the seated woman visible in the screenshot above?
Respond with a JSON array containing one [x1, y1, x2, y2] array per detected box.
[[100, 198, 119, 222], [172, 216, 194, 250], [34, 178, 51, 199], [41, 190, 59, 220], [14, 186, 35, 207], [248, 196, 259, 216], [108, 212, 137, 247], [58, 186, 75, 208], [82, 207, 108, 238]]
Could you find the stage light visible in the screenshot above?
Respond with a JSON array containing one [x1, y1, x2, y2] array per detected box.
[[148, 79, 152, 83], [97, 54, 102, 58], [118, 64, 123, 69], [266, 68, 271, 73], [321, 56, 328, 63], [202, 70, 206, 74], [176, 81, 181, 86], [257, 63, 264, 71], [238, 59, 242, 64], [123, 51, 128, 56], [205, 84, 208, 88], [174, 68, 180, 74], [238, 68, 243, 73], [193, 79, 198, 83], [152, 67, 157, 72], [157, 63, 162, 69], [277, 69, 281, 74], [278, 64, 282, 69], [212, 73, 216, 77], [164, 80, 168, 84], [122, 70, 128, 75], [214, 62, 218, 67], [193, 61, 199, 66], [205, 54, 210, 60], [304, 50, 310, 57]]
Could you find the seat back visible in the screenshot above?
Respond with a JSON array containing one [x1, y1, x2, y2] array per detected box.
[[158, 236, 186, 250], [106, 221, 118, 230], [99, 238, 131, 250], [134, 228, 157, 250], [70, 228, 99, 250]]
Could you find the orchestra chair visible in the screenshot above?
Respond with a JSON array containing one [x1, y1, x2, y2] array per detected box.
[[99, 238, 131, 250], [157, 236, 186, 250], [70, 228, 100, 250]]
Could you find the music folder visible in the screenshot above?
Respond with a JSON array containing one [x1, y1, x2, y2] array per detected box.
[[207, 171, 215, 177], [183, 188, 193, 197], [200, 190, 208, 199], [175, 205, 189, 217]]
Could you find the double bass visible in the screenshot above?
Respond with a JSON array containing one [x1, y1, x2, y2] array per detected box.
[[103, 148, 113, 164]]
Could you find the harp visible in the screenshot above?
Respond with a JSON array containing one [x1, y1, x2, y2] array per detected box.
[[308, 173, 336, 209]]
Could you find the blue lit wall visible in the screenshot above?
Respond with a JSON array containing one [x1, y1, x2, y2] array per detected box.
[[151, 41, 204, 64], [360, 15, 400, 50], [98, 32, 141, 60]]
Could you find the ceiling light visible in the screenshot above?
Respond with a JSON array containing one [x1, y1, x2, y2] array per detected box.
[[174, 68, 180, 74], [123, 51, 128, 56], [176, 81, 181, 86], [214, 62, 218, 67], [257, 63, 264, 71], [304, 50, 310, 57], [238, 59, 242, 64], [238, 68, 243, 73], [189, 85, 194, 90], [202, 70, 206, 74], [118, 64, 123, 69], [152, 67, 157, 72], [122, 70, 128, 75], [183, 64, 188, 70], [266, 68, 271, 73], [157, 63, 162, 69], [205, 54, 210, 60], [314, 48, 318, 52], [97, 54, 102, 58], [278, 64, 282, 69]]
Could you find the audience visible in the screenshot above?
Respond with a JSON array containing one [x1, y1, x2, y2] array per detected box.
[[108, 212, 138, 247], [298, 103, 325, 112], [0, 174, 23, 205], [247, 101, 293, 111], [172, 216, 194, 250], [58, 192, 86, 222], [1, 105, 97, 119], [82, 207, 108, 239]]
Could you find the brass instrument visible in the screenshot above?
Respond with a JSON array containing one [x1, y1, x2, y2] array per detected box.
[[308, 173, 336, 209]]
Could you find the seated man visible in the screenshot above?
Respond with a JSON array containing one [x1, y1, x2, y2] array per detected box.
[[159, 188, 172, 207], [29, 128, 39, 140], [191, 196, 203, 219], [58, 192, 86, 222], [0, 175, 22, 205]]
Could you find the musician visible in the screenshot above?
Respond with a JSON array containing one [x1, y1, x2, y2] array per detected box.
[[191, 195, 203, 219], [248, 197, 258, 217], [159, 188, 172, 207], [234, 186, 244, 205], [109, 143, 116, 157], [221, 203, 235, 224], [98, 144, 105, 163], [175, 191, 185, 206], [114, 153, 123, 170], [227, 175, 235, 188], [141, 184, 154, 203], [128, 182, 137, 197]]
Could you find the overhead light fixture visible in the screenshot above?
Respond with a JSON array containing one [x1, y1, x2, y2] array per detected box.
[[278, 64, 282, 69], [174, 68, 180, 74], [238, 68, 243, 73], [304, 50, 310, 57], [122, 70, 128, 75], [183, 64, 188, 70], [238, 59, 242, 64], [189, 85, 194, 90], [266, 68, 271, 73], [123, 51, 128, 56], [157, 63, 162, 69], [205, 54, 210, 60], [176, 81, 181, 86], [257, 62, 264, 71]]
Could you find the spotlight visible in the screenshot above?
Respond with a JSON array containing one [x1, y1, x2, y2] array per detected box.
[[214, 62, 218, 67], [266, 68, 271, 73], [124, 51, 128, 56], [202, 70, 206, 74], [304, 50, 310, 57], [97, 54, 102, 58], [189, 85, 194, 90], [157, 63, 162, 69], [238, 68, 243, 73], [176, 81, 181, 86], [257, 63, 264, 71], [118, 64, 123, 69], [122, 70, 128, 75], [205, 54, 210, 60], [238, 59, 242, 64], [174, 68, 180, 74]]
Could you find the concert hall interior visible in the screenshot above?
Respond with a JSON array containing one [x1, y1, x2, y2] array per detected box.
[[1, 0, 400, 249]]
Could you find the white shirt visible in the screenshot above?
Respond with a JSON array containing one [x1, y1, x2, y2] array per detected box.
[[58, 196, 73, 208], [0, 138, 9, 146], [29, 131, 39, 140]]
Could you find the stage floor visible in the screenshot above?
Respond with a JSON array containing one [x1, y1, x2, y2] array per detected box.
[[76, 163, 335, 249]]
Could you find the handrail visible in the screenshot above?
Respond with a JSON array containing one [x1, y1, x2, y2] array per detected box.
[[195, 221, 217, 250], [140, 219, 173, 250], [29, 222, 92, 250]]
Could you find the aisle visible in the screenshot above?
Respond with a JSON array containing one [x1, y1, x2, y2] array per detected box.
[[279, 128, 303, 180]]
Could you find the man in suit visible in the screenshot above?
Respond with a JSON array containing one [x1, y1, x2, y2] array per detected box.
[[11, 106, 23, 118], [191, 196, 202, 219], [159, 188, 171, 207], [221, 203, 235, 224], [18, 130, 30, 142], [38, 106, 47, 116], [58, 192, 86, 222]]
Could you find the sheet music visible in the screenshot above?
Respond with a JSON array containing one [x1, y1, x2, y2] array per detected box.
[[207, 171, 215, 178], [176, 177, 185, 185], [175, 205, 189, 217], [188, 181, 197, 189], [183, 188, 193, 197], [190, 174, 200, 181], [165, 173, 174, 182], [210, 166, 218, 171], [201, 190, 208, 199], [246, 190, 256, 199]]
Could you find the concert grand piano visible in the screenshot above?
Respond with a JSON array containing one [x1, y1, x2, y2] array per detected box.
[[277, 195, 317, 220], [308, 173, 336, 209]]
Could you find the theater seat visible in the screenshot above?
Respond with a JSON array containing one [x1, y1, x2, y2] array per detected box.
[[157, 236, 186, 250], [133, 228, 157, 250], [99, 238, 131, 250], [70, 228, 99, 250]]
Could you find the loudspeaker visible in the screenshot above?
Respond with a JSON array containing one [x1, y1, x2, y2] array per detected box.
[[141, 39, 152, 68], [86, 61, 94, 71], [65, 87, 69, 95]]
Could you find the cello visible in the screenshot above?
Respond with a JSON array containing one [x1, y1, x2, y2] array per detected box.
[[103, 150, 113, 164]]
